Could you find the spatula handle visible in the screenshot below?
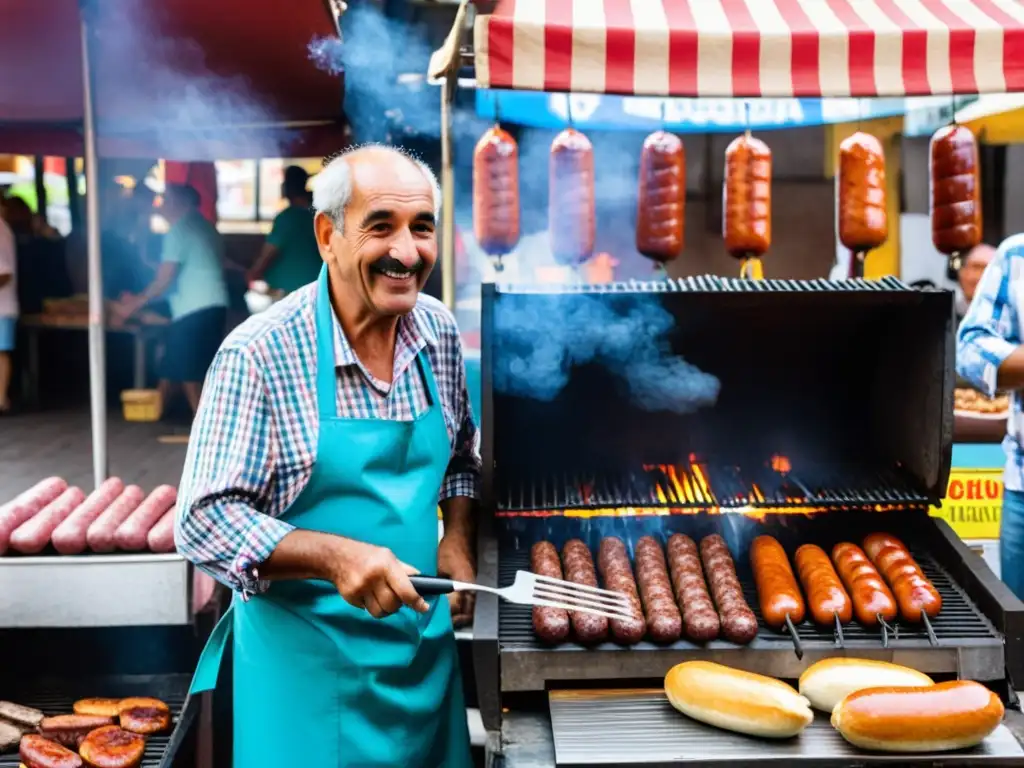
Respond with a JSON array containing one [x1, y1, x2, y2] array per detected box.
[[410, 576, 455, 595]]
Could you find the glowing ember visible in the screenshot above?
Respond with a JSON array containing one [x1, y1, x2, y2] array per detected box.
[[771, 454, 792, 474]]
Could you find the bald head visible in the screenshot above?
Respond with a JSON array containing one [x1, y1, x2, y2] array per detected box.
[[960, 243, 996, 302]]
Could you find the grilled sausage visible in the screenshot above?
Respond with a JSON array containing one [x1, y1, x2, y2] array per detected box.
[[473, 126, 520, 256], [86, 486, 145, 553], [73, 699, 123, 719], [146, 507, 177, 553], [9, 486, 86, 554], [119, 706, 171, 735], [51, 478, 126, 555], [794, 544, 852, 625], [597, 537, 646, 645], [931, 124, 982, 256], [561, 539, 608, 644], [549, 128, 596, 265], [530, 541, 571, 643], [19, 734, 83, 768], [636, 131, 685, 262], [699, 534, 758, 644], [0, 477, 69, 555], [831, 542, 898, 626], [667, 534, 721, 642], [863, 533, 942, 622], [750, 535, 806, 630], [633, 536, 683, 643], [78, 726, 146, 768], [0, 701, 45, 729], [114, 485, 177, 551], [837, 132, 888, 254], [37, 715, 115, 749], [723, 134, 772, 258]]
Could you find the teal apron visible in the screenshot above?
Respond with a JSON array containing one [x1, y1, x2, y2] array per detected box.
[[189, 265, 472, 767]]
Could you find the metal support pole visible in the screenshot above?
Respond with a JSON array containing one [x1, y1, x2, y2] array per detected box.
[[440, 69, 457, 311], [81, 12, 108, 488]]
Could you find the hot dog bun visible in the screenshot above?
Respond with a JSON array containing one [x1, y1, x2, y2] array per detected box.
[[665, 661, 813, 738], [798, 658, 934, 713], [831, 680, 1004, 752]]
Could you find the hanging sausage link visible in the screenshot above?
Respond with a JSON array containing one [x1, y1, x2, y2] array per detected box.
[[472, 126, 521, 256], [636, 131, 685, 263], [549, 128, 596, 265]]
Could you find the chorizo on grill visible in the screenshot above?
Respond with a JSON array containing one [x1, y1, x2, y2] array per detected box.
[[19, 734, 83, 768], [597, 537, 646, 645], [837, 132, 888, 254], [633, 536, 683, 643], [699, 534, 759, 644], [931, 124, 982, 256], [794, 544, 852, 625], [473, 126, 520, 256], [667, 534, 721, 642], [750, 535, 806, 630], [862, 533, 942, 622], [561, 539, 608, 644], [723, 134, 772, 258], [549, 128, 596, 265], [636, 131, 685, 262], [531, 541, 571, 643], [78, 725, 146, 768], [831, 542, 898, 626]]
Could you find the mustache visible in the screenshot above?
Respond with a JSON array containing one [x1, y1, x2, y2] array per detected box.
[[370, 255, 425, 275]]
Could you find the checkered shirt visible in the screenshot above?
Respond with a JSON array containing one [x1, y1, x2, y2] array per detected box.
[[956, 233, 1024, 491], [174, 283, 480, 594]]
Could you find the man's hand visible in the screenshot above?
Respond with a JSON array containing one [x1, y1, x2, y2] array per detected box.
[[330, 538, 430, 618], [110, 294, 143, 323], [438, 532, 476, 628]]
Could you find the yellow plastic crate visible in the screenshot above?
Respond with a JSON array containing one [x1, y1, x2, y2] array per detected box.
[[121, 389, 163, 422]]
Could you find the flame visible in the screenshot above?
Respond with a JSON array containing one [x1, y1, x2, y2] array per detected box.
[[771, 454, 792, 474]]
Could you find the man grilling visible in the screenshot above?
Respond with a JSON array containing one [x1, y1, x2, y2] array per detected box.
[[956, 235, 1024, 601], [177, 145, 478, 767]]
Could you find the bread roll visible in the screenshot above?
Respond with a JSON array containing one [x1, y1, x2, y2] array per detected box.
[[799, 658, 933, 713], [665, 661, 813, 738], [73, 698, 123, 718], [831, 680, 1004, 752]]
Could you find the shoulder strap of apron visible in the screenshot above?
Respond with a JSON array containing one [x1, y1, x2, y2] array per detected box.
[[315, 265, 339, 420], [415, 346, 443, 409]]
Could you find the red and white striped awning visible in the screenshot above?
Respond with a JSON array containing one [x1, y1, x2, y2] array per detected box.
[[472, 0, 1024, 97]]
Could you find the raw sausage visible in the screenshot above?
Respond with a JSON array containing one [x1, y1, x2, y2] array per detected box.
[[794, 543, 852, 625], [636, 131, 685, 262], [699, 534, 759, 644], [9, 487, 86, 554], [51, 477, 126, 555], [531, 541, 571, 644], [837, 132, 888, 254], [831, 542, 898, 626], [750, 535, 806, 630], [931, 124, 982, 256], [78, 725, 146, 768], [146, 507, 177, 553], [723, 134, 772, 258], [667, 534, 720, 642], [597, 537, 646, 645], [114, 485, 177, 551], [549, 128, 596, 265], [19, 734, 83, 768], [87, 486, 145, 553], [0, 477, 69, 555], [561, 539, 608, 644], [633, 536, 683, 643], [473, 126, 520, 256], [863, 533, 942, 622]]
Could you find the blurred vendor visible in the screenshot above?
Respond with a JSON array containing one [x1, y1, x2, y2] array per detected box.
[[247, 165, 322, 295], [956, 243, 996, 321], [956, 235, 1024, 601], [115, 184, 228, 415]]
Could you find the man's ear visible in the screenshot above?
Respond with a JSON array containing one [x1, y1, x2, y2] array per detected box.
[[314, 211, 336, 253]]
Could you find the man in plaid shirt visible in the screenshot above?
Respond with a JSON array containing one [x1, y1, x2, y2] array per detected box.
[[956, 235, 1024, 603], [179, 145, 478, 766]]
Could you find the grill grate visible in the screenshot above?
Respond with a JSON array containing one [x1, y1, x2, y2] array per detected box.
[[497, 463, 930, 514], [496, 276, 914, 295], [0, 682, 188, 768]]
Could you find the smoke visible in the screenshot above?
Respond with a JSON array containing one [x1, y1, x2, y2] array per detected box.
[[494, 293, 721, 413]]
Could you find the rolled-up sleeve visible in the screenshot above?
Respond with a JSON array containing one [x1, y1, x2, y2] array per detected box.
[[175, 346, 294, 593], [440, 342, 481, 502], [957, 247, 1020, 398]]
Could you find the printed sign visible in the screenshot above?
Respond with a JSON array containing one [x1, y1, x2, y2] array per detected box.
[[931, 468, 1002, 539]]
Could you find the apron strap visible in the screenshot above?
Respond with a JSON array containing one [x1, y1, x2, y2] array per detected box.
[[314, 265, 339, 420], [415, 348, 443, 409], [189, 603, 234, 694]]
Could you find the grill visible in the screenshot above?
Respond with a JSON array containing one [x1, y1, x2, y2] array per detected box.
[[473, 280, 1024, 766]]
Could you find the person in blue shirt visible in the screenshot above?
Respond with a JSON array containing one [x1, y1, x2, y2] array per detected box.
[[116, 184, 228, 415], [956, 236, 1024, 600]]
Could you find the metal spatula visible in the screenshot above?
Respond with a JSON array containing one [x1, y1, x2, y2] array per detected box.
[[411, 574, 635, 622]]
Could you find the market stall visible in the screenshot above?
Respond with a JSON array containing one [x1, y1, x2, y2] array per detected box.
[[430, 0, 1024, 765]]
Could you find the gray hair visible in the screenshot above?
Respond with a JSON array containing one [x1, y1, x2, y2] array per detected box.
[[311, 144, 442, 233]]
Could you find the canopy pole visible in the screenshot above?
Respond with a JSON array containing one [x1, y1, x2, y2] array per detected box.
[[440, 68, 457, 311], [81, 11, 108, 489]]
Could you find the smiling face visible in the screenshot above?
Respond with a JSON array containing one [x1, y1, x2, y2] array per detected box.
[[315, 150, 437, 318]]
